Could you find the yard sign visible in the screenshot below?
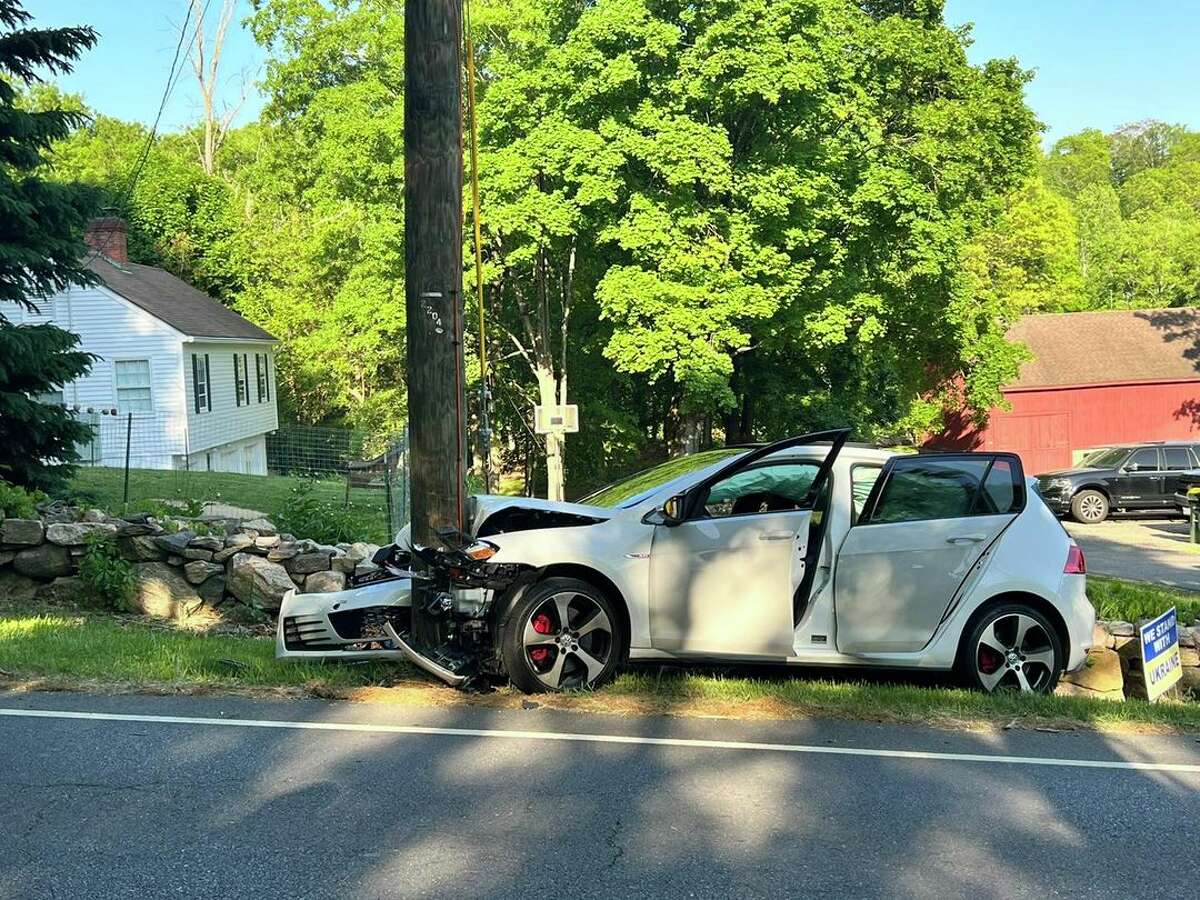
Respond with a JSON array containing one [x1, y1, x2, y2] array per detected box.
[[1140, 607, 1182, 702]]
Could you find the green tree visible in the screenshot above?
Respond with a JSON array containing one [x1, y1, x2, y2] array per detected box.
[[1043, 129, 1112, 199], [1109, 120, 1185, 184], [0, 0, 98, 492], [474, 0, 1038, 470], [240, 0, 408, 439]]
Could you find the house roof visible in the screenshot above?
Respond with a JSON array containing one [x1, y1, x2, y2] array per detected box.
[[84, 255, 276, 342], [1006, 307, 1200, 390]]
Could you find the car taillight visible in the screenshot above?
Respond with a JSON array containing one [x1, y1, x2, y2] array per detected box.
[[1064, 544, 1086, 574]]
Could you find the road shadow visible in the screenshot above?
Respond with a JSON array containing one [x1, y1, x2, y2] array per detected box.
[[4, 689, 1200, 899]]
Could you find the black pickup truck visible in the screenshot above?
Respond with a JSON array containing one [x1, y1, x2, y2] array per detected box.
[[1034, 442, 1200, 523]]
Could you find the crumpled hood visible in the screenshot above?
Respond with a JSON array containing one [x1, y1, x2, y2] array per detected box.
[[469, 494, 614, 535]]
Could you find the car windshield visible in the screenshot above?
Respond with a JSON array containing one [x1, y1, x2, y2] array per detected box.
[[579, 448, 745, 508], [1081, 448, 1129, 468]]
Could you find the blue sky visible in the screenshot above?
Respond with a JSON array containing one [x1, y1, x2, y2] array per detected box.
[[27, 0, 267, 132], [945, 0, 1200, 143], [27, 1, 1200, 145]]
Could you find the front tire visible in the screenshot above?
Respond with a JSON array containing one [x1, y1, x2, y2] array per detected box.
[[961, 603, 1063, 694], [1070, 489, 1109, 524], [499, 577, 624, 694]]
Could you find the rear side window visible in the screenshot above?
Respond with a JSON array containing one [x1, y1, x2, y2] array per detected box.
[[1163, 448, 1193, 471], [863, 456, 1022, 525], [979, 459, 1016, 514], [851, 464, 883, 522]]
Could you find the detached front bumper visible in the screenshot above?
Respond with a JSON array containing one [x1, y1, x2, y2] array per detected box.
[[275, 576, 495, 687], [276, 579, 412, 661]]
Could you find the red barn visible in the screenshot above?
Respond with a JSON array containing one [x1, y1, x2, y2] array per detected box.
[[932, 307, 1200, 475]]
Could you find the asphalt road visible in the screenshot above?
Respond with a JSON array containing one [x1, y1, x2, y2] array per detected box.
[[2, 692, 1199, 899], [1065, 516, 1200, 589]]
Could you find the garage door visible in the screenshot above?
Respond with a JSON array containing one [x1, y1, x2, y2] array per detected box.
[[992, 412, 1071, 475]]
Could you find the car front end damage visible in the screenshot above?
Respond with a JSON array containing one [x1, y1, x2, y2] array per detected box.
[[276, 534, 541, 688]]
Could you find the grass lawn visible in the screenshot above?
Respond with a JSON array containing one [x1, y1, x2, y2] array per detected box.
[[67, 466, 392, 543], [2, 583, 1199, 732], [0, 613, 405, 691], [1088, 575, 1200, 623]]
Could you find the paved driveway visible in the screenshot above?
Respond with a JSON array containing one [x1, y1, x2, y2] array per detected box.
[[1064, 514, 1200, 590]]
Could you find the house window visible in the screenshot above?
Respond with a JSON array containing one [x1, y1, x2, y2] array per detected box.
[[256, 353, 267, 403], [191, 353, 211, 413], [115, 359, 153, 414], [234, 353, 249, 407], [33, 389, 65, 406]]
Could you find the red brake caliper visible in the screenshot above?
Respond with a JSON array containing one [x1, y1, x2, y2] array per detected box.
[[978, 646, 1002, 674], [529, 613, 554, 663]]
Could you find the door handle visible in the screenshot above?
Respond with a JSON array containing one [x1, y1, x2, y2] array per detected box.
[[758, 531, 794, 541], [946, 534, 986, 544]]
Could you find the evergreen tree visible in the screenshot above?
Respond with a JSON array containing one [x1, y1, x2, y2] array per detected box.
[[0, 0, 98, 492]]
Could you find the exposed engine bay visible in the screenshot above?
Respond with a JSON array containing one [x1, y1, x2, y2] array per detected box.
[[276, 498, 604, 688]]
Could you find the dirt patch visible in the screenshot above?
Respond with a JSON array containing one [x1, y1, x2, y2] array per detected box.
[[1, 671, 1194, 736]]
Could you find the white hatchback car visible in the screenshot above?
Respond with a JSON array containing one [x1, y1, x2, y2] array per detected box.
[[278, 430, 1095, 694]]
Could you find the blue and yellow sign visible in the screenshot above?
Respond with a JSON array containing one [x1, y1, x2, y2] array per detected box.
[[1140, 607, 1182, 702]]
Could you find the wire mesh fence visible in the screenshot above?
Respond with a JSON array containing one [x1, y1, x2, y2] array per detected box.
[[64, 411, 409, 545]]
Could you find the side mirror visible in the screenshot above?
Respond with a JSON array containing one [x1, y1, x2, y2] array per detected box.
[[1123, 464, 1137, 473], [643, 493, 686, 527]]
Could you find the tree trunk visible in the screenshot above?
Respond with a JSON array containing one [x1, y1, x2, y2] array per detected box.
[[536, 363, 565, 501]]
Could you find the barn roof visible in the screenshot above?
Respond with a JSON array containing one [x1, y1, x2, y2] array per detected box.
[[84, 255, 276, 343], [1006, 307, 1200, 390]]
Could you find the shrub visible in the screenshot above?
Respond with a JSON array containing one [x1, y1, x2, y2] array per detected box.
[[0, 480, 47, 519], [78, 532, 137, 612], [274, 481, 365, 545]]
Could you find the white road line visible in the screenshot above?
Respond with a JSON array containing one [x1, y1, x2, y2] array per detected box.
[[1, 706, 1199, 774]]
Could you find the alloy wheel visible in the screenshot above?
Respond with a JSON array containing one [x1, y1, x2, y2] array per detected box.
[[974, 613, 1057, 693], [522, 591, 613, 690], [1078, 493, 1105, 522]]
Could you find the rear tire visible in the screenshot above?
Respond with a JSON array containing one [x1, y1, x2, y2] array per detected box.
[[960, 603, 1063, 694], [499, 577, 625, 694], [1070, 489, 1108, 524]]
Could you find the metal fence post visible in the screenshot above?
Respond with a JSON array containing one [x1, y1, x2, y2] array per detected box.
[[122, 411, 133, 512], [384, 457, 395, 542]]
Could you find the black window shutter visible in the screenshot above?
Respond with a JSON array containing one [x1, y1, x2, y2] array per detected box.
[[191, 355, 200, 414], [234, 355, 241, 407]]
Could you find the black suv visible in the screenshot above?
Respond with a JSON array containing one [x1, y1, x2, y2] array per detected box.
[[1034, 442, 1200, 523]]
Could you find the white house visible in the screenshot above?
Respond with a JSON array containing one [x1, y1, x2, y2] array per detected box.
[[11, 218, 279, 474]]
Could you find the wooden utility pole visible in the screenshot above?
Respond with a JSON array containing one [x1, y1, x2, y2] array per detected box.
[[405, 0, 465, 649]]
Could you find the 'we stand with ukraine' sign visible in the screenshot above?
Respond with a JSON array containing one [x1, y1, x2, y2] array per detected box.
[[1140, 607, 1182, 702]]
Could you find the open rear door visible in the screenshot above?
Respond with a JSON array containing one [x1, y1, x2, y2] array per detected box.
[[834, 453, 1024, 654], [647, 430, 849, 657]]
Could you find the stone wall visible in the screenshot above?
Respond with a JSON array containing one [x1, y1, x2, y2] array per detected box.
[[0, 504, 380, 622], [1057, 619, 1199, 701]]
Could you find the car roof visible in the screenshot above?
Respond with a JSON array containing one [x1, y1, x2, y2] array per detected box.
[[1089, 441, 1200, 450], [766, 445, 897, 464]]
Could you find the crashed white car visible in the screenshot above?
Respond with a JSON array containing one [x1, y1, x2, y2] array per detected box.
[[278, 430, 1095, 694]]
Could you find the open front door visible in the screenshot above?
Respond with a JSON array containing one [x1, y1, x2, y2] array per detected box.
[[834, 453, 1025, 654], [648, 430, 848, 657]]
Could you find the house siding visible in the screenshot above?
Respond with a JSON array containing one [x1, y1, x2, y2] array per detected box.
[[932, 380, 1200, 475], [16, 283, 278, 474], [13, 283, 188, 469], [182, 341, 279, 472]]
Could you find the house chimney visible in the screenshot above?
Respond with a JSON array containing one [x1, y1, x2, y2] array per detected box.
[[83, 216, 128, 263]]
